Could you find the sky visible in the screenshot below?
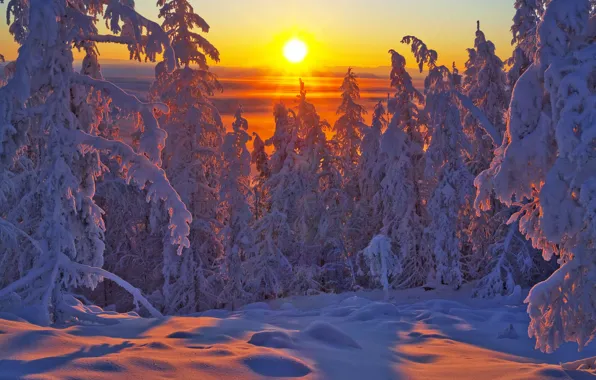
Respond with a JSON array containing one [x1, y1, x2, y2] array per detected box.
[[0, 0, 516, 70]]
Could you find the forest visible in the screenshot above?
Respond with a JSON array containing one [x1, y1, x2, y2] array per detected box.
[[0, 0, 594, 364]]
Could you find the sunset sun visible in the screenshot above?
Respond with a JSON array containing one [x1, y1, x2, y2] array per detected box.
[[283, 38, 308, 64]]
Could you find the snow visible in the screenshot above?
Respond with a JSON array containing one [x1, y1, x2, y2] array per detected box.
[[1, 286, 594, 380]]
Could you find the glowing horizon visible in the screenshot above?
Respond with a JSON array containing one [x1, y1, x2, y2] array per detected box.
[[0, 1, 515, 71]]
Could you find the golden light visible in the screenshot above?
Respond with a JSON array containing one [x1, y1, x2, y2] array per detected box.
[[283, 38, 308, 64]]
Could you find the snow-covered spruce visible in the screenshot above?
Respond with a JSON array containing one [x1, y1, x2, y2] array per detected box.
[[251, 132, 270, 222], [507, 0, 546, 88], [373, 49, 427, 289], [149, 0, 224, 314], [218, 107, 254, 309], [245, 103, 297, 299], [475, 0, 596, 352], [295, 79, 351, 293], [402, 36, 474, 289], [349, 102, 385, 284], [332, 69, 367, 249], [0, 0, 190, 324], [461, 21, 508, 176], [458, 21, 536, 291]]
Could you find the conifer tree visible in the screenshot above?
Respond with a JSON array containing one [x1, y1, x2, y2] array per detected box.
[[332, 68, 367, 204], [218, 107, 254, 308], [150, 0, 224, 314], [402, 36, 474, 289], [462, 22, 508, 175], [251, 132, 270, 221], [508, 0, 545, 87], [377, 49, 429, 288], [350, 102, 385, 284], [476, 0, 596, 352], [0, 0, 190, 324], [245, 103, 298, 299]]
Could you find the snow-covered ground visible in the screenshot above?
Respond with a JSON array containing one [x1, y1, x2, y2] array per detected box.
[[1, 285, 595, 380]]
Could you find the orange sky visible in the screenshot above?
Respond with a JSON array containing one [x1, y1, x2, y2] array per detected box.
[[0, 1, 516, 70]]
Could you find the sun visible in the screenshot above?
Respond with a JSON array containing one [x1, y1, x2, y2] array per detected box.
[[283, 38, 308, 64]]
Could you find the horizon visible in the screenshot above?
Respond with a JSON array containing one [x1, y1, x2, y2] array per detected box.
[[0, 1, 516, 70]]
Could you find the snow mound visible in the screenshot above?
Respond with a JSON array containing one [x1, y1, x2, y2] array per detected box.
[[243, 354, 311, 377], [241, 302, 271, 311], [562, 357, 596, 372], [194, 309, 230, 319], [497, 324, 519, 340], [280, 302, 296, 311], [339, 296, 372, 308], [348, 302, 400, 321], [322, 306, 358, 317], [302, 321, 361, 349], [248, 330, 295, 349], [166, 331, 195, 339], [416, 311, 466, 326]]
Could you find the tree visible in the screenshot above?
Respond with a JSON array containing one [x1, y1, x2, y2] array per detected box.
[[475, 0, 595, 352], [403, 36, 474, 289], [251, 132, 270, 221], [245, 103, 297, 299], [508, 0, 545, 87], [150, 0, 224, 314], [0, 0, 190, 324], [294, 79, 349, 293], [218, 107, 254, 308], [462, 22, 508, 175], [332, 68, 366, 205], [0, 54, 6, 87], [91, 178, 165, 311], [376, 49, 428, 288], [362, 235, 401, 301], [350, 102, 385, 283], [460, 22, 516, 286]]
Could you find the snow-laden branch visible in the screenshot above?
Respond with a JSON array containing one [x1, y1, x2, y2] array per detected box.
[[75, 130, 192, 254], [455, 91, 503, 147], [0, 262, 52, 300], [72, 73, 168, 165], [105, 0, 176, 72], [0, 218, 44, 255], [83, 34, 136, 45], [65, 255, 163, 318]]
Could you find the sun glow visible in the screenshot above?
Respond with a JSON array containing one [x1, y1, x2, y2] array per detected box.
[[283, 38, 308, 64]]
